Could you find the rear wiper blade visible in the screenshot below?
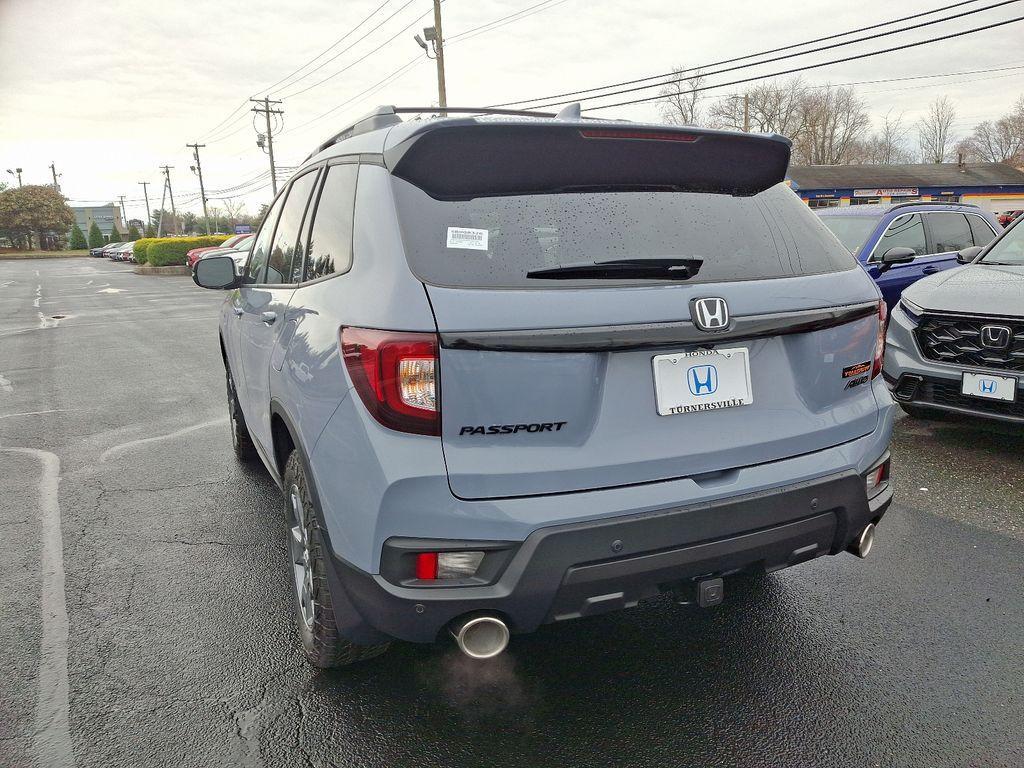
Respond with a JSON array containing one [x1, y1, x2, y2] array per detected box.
[[526, 258, 703, 280]]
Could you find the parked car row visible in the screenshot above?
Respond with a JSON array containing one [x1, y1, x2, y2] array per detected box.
[[187, 106, 1022, 670], [186, 233, 254, 268], [90, 240, 137, 262]]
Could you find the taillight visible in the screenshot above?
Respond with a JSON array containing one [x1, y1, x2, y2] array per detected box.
[[872, 300, 887, 379], [340, 327, 440, 436]]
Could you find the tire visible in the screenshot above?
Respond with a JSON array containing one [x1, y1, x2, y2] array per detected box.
[[225, 365, 259, 463], [283, 451, 390, 668]]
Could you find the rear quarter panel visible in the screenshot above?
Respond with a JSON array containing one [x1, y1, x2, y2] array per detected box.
[[269, 165, 441, 551]]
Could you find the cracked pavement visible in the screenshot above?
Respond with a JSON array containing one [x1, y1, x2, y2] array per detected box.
[[1, 257, 1023, 768]]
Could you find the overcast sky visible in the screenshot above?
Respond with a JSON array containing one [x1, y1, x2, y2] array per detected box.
[[2, 0, 1022, 221]]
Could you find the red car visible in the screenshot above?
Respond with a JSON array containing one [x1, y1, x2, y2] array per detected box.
[[186, 234, 252, 267], [997, 210, 1023, 227]]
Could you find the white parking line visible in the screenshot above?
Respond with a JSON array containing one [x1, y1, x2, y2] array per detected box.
[[0, 409, 81, 420], [0, 447, 74, 768], [99, 417, 228, 462]]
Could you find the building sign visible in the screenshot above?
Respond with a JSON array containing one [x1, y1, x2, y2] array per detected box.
[[854, 188, 918, 198], [234, 224, 252, 234]]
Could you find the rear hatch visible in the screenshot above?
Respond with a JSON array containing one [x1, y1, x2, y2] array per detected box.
[[387, 120, 881, 500]]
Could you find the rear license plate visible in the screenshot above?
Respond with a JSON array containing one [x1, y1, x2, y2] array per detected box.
[[961, 372, 1018, 402], [652, 347, 753, 416]]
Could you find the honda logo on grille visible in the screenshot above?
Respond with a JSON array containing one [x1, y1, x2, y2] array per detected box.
[[691, 297, 730, 332], [980, 324, 1012, 350]]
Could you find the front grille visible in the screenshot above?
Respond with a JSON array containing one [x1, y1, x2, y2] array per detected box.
[[915, 314, 1024, 373], [917, 380, 1024, 420]]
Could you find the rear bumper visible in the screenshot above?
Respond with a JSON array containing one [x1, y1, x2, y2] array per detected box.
[[326, 469, 892, 644]]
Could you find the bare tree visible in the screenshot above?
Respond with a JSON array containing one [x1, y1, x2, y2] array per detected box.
[[657, 67, 706, 126], [917, 96, 957, 163], [959, 97, 1024, 164], [793, 85, 871, 165], [708, 77, 807, 138], [852, 110, 913, 164], [220, 198, 246, 227]]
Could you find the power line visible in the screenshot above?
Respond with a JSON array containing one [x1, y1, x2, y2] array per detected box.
[[277, 3, 436, 99], [569, 13, 1024, 112], [493, 0, 1006, 108], [449, 0, 574, 43], [260, 0, 394, 96], [281, 0, 576, 139], [273, 0, 421, 99]]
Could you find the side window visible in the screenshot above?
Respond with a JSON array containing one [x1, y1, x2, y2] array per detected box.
[[245, 193, 287, 283], [304, 164, 358, 282], [927, 213, 973, 253], [968, 215, 996, 247], [871, 213, 926, 261], [266, 171, 319, 285]]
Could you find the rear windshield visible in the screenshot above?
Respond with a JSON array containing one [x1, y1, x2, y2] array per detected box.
[[817, 215, 878, 254], [393, 180, 856, 288]]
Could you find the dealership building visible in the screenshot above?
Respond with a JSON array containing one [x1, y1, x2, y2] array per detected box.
[[70, 203, 125, 239], [787, 162, 1024, 213]]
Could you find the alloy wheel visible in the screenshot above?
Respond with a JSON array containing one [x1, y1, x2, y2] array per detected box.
[[288, 485, 315, 630]]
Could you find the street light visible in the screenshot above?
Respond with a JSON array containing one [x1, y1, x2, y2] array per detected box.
[[6, 168, 23, 187], [412, 2, 447, 110]]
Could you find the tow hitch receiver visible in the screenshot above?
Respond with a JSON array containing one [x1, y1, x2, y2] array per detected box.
[[669, 577, 725, 607], [698, 577, 725, 608]]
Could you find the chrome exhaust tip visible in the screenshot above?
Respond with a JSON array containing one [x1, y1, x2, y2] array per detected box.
[[451, 615, 510, 659], [849, 523, 876, 559]]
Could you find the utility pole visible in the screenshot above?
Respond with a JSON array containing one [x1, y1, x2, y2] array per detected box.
[[251, 97, 283, 196], [743, 93, 750, 133], [117, 195, 127, 232], [49, 161, 61, 192], [186, 142, 211, 235], [432, 0, 447, 110], [157, 166, 177, 236], [138, 181, 151, 231]]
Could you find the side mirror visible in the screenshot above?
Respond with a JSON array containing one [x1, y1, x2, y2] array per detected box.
[[876, 247, 916, 273], [957, 246, 984, 264], [193, 255, 239, 289]]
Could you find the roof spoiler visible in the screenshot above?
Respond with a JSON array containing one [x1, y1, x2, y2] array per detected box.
[[384, 122, 792, 199]]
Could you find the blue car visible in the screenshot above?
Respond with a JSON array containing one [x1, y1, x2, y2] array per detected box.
[[816, 202, 1000, 309], [193, 106, 894, 667]]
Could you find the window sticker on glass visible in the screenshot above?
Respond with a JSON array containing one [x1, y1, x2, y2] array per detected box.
[[446, 226, 489, 250]]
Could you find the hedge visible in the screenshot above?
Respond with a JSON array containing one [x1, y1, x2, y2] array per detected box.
[[132, 237, 159, 264], [136, 235, 230, 267]]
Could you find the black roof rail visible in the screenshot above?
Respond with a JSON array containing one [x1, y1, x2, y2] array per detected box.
[[305, 105, 574, 161], [887, 199, 980, 212]]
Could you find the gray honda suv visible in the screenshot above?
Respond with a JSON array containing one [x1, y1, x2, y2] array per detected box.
[[885, 215, 1024, 424], [193, 106, 895, 667]]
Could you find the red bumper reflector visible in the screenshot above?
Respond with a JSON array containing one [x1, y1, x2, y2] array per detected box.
[[415, 552, 438, 580]]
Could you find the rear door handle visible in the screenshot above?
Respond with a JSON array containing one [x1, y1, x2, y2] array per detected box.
[[261, 311, 277, 325], [922, 266, 940, 274]]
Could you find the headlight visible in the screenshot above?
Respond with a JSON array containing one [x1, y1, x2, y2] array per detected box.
[[899, 297, 924, 321]]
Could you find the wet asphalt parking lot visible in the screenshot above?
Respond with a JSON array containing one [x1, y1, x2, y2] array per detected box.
[[0, 257, 1022, 768]]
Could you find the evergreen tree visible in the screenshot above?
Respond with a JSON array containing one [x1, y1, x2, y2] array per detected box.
[[126, 224, 141, 241], [87, 221, 104, 249], [69, 223, 87, 249], [108, 223, 121, 243]]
